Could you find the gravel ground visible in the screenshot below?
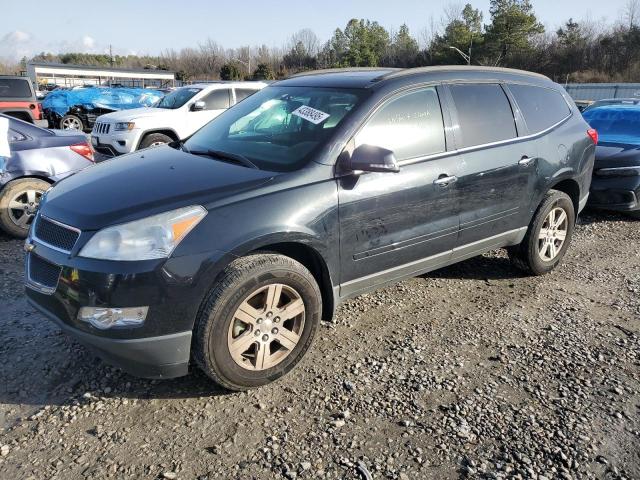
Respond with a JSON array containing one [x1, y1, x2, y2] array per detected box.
[[0, 210, 638, 480]]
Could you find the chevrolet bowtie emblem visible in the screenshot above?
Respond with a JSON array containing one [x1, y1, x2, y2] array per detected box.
[[24, 241, 36, 253]]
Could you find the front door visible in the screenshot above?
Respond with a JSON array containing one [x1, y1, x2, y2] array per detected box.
[[187, 88, 232, 134], [337, 86, 460, 297]]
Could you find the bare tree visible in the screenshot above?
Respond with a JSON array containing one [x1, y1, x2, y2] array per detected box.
[[288, 29, 320, 56], [623, 0, 640, 29]]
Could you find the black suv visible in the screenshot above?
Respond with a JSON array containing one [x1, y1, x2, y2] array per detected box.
[[25, 67, 596, 390]]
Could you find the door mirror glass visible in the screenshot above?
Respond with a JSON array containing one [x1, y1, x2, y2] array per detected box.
[[348, 144, 400, 173], [191, 100, 206, 112]]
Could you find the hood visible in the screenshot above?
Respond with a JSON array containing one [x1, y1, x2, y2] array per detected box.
[[97, 107, 169, 122], [595, 143, 640, 169], [41, 146, 275, 230]]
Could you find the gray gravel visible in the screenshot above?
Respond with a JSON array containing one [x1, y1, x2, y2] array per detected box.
[[0, 210, 638, 479]]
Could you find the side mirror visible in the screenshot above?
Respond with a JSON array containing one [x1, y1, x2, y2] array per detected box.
[[348, 144, 400, 173], [190, 101, 206, 112]]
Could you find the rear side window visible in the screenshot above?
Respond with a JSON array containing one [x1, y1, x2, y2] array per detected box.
[[355, 87, 446, 161], [509, 84, 571, 133], [235, 88, 257, 103], [0, 78, 32, 98], [9, 129, 26, 142], [449, 84, 517, 148], [202, 89, 231, 110]]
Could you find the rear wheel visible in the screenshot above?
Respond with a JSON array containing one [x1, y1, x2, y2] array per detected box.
[[60, 114, 83, 131], [139, 133, 173, 150], [625, 210, 640, 220], [508, 190, 575, 276], [0, 178, 50, 238], [193, 253, 322, 391]]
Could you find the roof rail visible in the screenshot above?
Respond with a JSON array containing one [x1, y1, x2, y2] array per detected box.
[[289, 67, 400, 78], [375, 65, 550, 81]]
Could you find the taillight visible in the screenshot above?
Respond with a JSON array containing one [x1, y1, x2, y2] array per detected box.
[[587, 128, 598, 145], [70, 142, 95, 162]]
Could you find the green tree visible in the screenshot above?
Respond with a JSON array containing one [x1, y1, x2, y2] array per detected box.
[[283, 41, 317, 71], [430, 3, 484, 65], [252, 63, 275, 80], [483, 0, 544, 64], [220, 63, 241, 80], [321, 19, 390, 67], [386, 24, 420, 67]]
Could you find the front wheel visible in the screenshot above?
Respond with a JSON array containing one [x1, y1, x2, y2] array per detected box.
[[60, 114, 84, 131], [508, 190, 575, 276], [0, 178, 50, 238], [193, 253, 322, 391], [138, 133, 172, 150]]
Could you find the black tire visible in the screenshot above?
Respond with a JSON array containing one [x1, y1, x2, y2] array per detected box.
[[138, 133, 173, 150], [625, 210, 640, 220], [507, 189, 575, 276], [193, 253, 322, 391], [0, 178, 50, 238], [59, 114, 84, 131]]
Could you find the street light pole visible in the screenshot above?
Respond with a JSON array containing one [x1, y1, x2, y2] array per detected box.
[[231, 57, 251, 76], [449, 46, 471, 65]]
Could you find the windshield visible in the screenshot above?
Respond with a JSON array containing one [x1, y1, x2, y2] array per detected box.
[[583, 106, 640, 145], [184, 86, 366, 172], [156, 87, 201, 109]]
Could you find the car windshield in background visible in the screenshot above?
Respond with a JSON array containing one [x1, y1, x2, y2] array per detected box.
[[582, 106, 640, 145], [184, 86, 366, 172], [156, 87, 201, 109], [0, 79, 31, 98]]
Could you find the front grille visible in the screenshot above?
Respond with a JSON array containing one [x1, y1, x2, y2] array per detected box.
[[27, 254, 62, 292], [33, 216, 80, 252], [94, 122, 111, 134]]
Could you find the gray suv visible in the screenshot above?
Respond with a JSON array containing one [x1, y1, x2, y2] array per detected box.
[[26, 67, 596, 390]]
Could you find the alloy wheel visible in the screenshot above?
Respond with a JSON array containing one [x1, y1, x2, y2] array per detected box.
[[227, 283, 305, 371], [538, 206, 568, 261], [62, 117, 82, 130], [8, 189, 43, 228]]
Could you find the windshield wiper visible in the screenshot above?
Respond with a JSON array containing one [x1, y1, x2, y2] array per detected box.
[[188, 148, 258, 169]]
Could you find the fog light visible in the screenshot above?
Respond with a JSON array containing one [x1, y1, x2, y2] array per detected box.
[[78, 306, 148, 330]]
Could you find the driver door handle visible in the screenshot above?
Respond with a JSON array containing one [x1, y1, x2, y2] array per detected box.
[[434, 175, 458, 187], [519, 156, 535, 167]]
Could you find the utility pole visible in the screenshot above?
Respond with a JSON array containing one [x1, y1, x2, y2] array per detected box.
[[449, 46, 471, 65], [109, 45, 114, 67]]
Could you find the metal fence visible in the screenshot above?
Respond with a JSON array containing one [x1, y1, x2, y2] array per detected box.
[[564, 83, 640, 102]]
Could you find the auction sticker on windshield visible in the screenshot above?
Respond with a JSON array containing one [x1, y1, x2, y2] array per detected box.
[[292, 106, 330, 125]]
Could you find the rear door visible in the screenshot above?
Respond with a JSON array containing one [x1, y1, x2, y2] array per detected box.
[[445, 83, 537, 248], [337, 86, 461, 297]]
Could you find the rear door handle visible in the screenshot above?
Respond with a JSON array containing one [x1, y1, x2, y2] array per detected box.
[[519, 156, 535, 167], [434, 175, 458, 187]]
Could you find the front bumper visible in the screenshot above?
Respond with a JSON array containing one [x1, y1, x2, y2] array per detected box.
[[91, 130, 140, 156], [588, 174, 640, 212], [28, 296, 191, 378]]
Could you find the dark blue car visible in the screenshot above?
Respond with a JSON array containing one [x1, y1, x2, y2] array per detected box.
[[583, 105, 640, 218]]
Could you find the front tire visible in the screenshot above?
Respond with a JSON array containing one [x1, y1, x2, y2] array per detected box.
[[60, 114, 84, 131], [193, 253, 322, 391], [0, 178, 50, 238], [138, 133, 173, 150], [508, 190, 575, 276]]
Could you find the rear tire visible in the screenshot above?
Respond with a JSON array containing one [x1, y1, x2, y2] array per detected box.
[[193, 253, 322, 391], [138, 133, 173, 150], [0, 178, 50, 238], [507, 190, 575, 276]]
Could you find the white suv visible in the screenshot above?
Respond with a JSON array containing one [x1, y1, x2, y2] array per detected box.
[[91, 82, 267, 155]]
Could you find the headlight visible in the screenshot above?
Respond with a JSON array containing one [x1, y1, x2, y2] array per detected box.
[[79, 205, 207, 261], [114, 122, 135, 131], [595, 166, 640, 177]]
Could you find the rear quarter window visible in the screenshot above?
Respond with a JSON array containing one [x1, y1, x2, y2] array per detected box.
[[0, 78, 33, 98], [509, 84, 571, 134], [449, 84, 517, 148]]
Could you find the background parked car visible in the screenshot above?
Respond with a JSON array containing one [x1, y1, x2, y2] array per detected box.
[[0, 114, 94, 237], [0, 75, 44, 125], [90, 82, 266, 156], [42, 86, 164, 132], [583, 104, 640, 218], [582, 97, 640, 113]]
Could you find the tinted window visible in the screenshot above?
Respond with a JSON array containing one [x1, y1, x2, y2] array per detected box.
[[355, 87, 445, 161], [235, 88, 257, 103], [9, 129, 26, 142], [510, 84, 571, 133], [0, 78, 32, 98], [202, 89, 231, 110], [449, 84, 517, 148]]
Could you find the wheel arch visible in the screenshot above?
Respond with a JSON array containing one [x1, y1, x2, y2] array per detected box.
[[548, 177, 580, 217], [137, 129, 180, 150]]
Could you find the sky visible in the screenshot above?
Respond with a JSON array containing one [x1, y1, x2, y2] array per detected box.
[[0, 0, 625, 62]]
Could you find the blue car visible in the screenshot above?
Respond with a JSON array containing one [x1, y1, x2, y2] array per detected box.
[[583, 105, 640, 218], [0, 114, 95, 237]]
